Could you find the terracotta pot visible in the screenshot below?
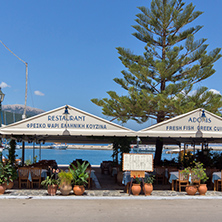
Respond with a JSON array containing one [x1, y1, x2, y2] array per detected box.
[[59, 183, 72, 196], [73, 185, 85, 195], [186, 185, 197, 195], [0, 184, 6, 195], [198, 184, 207, 195], [6, 181, 14, 189], [131, 183, 141, 196], [144, 183, 153, 196], [47, 185, 58, 196]]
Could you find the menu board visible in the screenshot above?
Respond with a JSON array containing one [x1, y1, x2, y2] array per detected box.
[[123, 153, 153, 172]]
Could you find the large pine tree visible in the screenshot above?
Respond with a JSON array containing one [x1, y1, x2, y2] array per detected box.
[[92, 0, 222, 165]]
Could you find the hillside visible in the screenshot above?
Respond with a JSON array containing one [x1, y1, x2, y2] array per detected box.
[[2, 104, 45, 116]]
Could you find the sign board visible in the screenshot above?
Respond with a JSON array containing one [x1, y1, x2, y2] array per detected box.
[[123, 153, 153, 172]]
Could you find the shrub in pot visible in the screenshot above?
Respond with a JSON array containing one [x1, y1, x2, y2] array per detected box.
[[58, 170, 73, 195], [41, 172, 59, 196], [192, 161, 208, 195], [0, 162, 17, 189], [131, 176, 142, 196], [143, 174, 155, 196], [181, 166, 198, 195], [69, 161, 89, 195]]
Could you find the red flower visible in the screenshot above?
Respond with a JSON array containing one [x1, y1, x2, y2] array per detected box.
[[138, 175, 140, 178], [134, 175, 136, 179]]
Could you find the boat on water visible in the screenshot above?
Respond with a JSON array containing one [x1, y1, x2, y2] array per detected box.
[[51, 143, 68, 150], [131, 145, 156, 153]]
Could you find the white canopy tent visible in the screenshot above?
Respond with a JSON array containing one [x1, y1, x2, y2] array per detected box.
[[137, 108, 222, 145], [0, 105, 136, 144]]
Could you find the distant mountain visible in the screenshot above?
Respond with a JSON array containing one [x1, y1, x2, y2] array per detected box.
[[2, 104, 45, 116]]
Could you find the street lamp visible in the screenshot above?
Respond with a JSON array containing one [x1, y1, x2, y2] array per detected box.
[[0, 87, 5, 162]]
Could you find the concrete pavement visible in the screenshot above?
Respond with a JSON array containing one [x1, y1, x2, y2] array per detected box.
[[0, 199, 221, 222]]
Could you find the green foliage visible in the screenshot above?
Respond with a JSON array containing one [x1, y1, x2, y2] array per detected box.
[[69, 161, 89, 186], [133, 176, 141, 184], [0, 162, 17, 185], [144, 174, 155, 184], [41, 174, 58, 188], [182, 161, 208, 184], [25, 158, 32, 166], [112, 137, 131, 170], [58, 170, 73, 185], [7, 140, 17, 165], [92, 0, 221, 124], [192, 161, 208, 184]]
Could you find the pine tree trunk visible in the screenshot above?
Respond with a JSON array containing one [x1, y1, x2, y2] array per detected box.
[[154, 138, 163, 166], [154, 112, 165, 166]]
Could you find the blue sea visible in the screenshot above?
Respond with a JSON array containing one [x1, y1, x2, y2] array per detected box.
[[1, 148, 178, 166]]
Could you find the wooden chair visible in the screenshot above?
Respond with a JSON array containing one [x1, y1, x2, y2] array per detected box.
[[30, 167, 42, 188], [18, 167, 30, 189], [176, 170, 189, 192], [191, 171, 200, 187], [155, 167, 165, 185], [217, 170, 222, 191]]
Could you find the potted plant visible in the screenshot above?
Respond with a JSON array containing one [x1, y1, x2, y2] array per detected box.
[[58, 170, 73, 195], [0, 162, 17, 189], [143, 174, 155, 196], [193, 161, 209, 195], [41, 169, 59, 196], [69, 161, 89, 195], [131, 176, 141, 196], [181, 166, 198, 195]]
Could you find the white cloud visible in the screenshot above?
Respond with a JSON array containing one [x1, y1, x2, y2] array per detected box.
[[0, 82, 10, 88], [34, 90, 45, 96], [209, 89, 221, 95]]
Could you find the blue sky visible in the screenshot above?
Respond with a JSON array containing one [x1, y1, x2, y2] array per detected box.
[[0, 0, 222, 130]]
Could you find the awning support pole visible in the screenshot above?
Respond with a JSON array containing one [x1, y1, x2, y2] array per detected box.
[[22, 141, 25, 166], [39, 142, 41, 161]]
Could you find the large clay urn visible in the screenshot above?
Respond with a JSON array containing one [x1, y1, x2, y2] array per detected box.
[[73, 185, 85, 195], [144, 183, 153, 196], [198, 184, 208, 195], [59, 183, 72, 196], [47, 185, 58, 196], [0, 184, 6, 195], [6, 181, 14, 189], [186, 185, 197, 195], [131, 184, 141, 196]]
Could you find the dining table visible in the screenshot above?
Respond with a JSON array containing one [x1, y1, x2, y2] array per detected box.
[[212, 172, 221, 191], [168, 171, 179, 191]]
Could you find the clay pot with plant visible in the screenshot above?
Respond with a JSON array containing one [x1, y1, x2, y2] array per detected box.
[[41, 170, 59, 196], [143, 174, 155, 196], [192, 161, 209, 195], [69, 161, 89, 195], [131, 176, 142, 196], [58, 171, 73, 196]]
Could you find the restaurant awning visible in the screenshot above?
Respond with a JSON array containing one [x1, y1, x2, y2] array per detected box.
[[137, 108, 222, 144], [0, 105, 136, 143]]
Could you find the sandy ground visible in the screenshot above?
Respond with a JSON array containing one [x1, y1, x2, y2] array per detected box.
[[0, 199, 222, 222]]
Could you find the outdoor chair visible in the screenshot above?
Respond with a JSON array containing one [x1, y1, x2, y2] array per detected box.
[[18, 167, 30, 189], [30, 167, 42, 188], [175, 170, 189, 192], [191, 171, 200, 187]]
